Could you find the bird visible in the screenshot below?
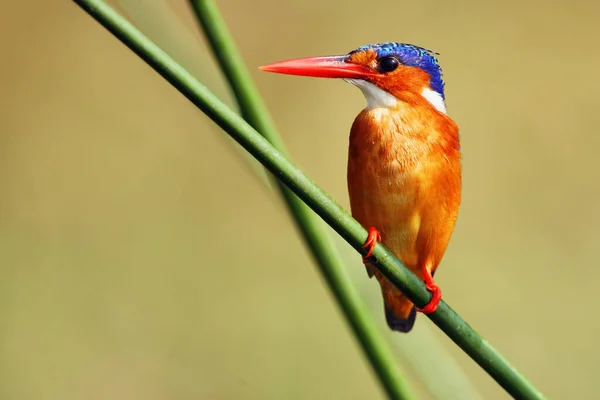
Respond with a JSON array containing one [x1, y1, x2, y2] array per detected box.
[[260, 42, 461, 333]]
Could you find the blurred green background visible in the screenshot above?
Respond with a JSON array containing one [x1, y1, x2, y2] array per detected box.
[[1, 0, 599, 399]]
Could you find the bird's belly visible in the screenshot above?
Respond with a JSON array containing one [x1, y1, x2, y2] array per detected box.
[[347, 164, 422, 269]]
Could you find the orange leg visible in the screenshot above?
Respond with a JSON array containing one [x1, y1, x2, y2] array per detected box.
[[361, 227, 381, 262], [417, 268, 442, 314]]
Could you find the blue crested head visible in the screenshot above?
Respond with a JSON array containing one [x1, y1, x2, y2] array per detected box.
[[349, 42, 445, 99]]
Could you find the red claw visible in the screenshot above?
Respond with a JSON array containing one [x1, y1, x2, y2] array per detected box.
[[417, 268, 442, 314], [362, 227, 381, 261]]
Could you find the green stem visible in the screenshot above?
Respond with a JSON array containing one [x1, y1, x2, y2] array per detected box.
[[72, 1, 547, 399], [186, 1, 414, 399]]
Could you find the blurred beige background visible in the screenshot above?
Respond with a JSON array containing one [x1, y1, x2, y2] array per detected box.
[[1, 0, 599, 399]]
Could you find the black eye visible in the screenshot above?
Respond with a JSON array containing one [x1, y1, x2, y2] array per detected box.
[[378, 56, 399, 73]]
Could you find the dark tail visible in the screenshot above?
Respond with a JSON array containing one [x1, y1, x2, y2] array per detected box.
[[385, 306, 417, 333]]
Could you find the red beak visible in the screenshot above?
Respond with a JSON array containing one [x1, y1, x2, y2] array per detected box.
[[259, 55, 379, 79]]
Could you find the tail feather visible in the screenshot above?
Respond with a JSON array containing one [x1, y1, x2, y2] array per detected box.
[[366, 262, 418, 332], [385, 305, 416, 333]]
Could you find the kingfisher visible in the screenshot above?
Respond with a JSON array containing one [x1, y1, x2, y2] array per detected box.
[[260, 42, 461, 332]]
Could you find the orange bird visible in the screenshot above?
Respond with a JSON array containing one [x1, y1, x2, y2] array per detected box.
[[261, 43, 461, 332]]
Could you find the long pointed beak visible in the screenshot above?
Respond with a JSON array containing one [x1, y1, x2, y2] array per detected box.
[[259, 55, 379, 79]]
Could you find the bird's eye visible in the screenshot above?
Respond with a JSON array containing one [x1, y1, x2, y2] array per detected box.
[[378, 56, 399, 73]]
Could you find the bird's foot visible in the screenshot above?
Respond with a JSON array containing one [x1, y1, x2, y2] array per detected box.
[[417, 268, 442, 314], [361, 227, 381, 262]]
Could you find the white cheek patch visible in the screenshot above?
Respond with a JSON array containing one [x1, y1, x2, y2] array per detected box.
[[421, 88, 447, 114], [345, 79, 398, 109]]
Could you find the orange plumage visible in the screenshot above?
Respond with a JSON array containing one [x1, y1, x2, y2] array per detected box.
[[348, 91, 461, 329], [261, 42, 462, 332]]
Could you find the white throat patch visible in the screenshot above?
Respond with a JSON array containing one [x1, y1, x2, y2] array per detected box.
[[345, 79, 397, 109], [346, 79, 447, 114]]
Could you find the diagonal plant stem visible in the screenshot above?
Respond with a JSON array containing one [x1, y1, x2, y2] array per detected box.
[[71, 1, 548, 399], [186, 1, 415, 399]]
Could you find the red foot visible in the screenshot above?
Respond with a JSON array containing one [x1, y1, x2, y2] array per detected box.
[[417, 268, 442, 314], [361, 227, 381, 262]]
